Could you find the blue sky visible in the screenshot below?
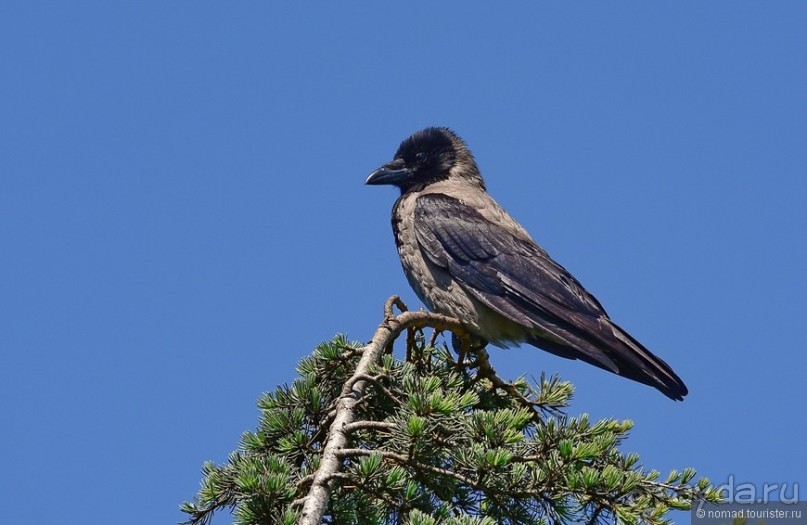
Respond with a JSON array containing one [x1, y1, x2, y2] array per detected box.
[[1, 3, 805, 523]]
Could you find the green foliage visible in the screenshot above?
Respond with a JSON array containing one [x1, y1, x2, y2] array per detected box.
[[181, 332, 719, 524]]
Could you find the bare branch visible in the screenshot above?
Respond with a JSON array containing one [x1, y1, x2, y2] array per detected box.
[[473, 346, 546, 424], [346, 374, 404, 406], [298, 296, 467, 525], [343, 420, 397, 434], [384, 295, 408, 318], [336, 448, 479, 487]]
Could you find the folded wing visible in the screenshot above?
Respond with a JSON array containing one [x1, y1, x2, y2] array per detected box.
[[413, 193, 687, 400]]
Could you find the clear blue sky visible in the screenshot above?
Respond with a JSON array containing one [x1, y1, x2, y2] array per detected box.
[[1, 3, 804, 523]]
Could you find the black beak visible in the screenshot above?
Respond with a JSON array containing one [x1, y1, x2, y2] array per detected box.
[[365, 158, 410, 186]]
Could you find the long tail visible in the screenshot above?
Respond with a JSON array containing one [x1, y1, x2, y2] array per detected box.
[[528, 317, 688, 401]]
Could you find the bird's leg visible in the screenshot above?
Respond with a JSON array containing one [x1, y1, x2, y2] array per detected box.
[[451, 332, 486, 372], [450, 332, 465, 369], [472, 347, 546, 425]]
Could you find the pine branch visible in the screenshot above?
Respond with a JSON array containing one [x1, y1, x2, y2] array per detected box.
[[299, 296, 471, 524], [181, 296, 720, 525]]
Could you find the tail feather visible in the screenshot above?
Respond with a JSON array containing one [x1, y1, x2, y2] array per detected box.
[[528, 316, 687, 401], [607, 320, 688, 400]]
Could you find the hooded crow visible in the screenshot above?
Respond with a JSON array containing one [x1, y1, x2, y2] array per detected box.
[[366, 127, 687, 400]]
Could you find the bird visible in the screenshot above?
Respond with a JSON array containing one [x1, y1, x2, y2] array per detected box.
[[365, 127, 687, 400]]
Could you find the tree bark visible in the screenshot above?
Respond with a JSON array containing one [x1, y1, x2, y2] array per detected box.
[[298, 296, 467, 525]]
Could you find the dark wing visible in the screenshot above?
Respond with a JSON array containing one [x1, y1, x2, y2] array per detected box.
[[413, 193, 687, 400]]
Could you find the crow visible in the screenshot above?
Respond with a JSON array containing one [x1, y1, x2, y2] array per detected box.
[[366, 127, 687, 400]]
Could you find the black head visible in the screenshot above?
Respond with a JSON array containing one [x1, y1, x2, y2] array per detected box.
[[366, 127, 484, 194]]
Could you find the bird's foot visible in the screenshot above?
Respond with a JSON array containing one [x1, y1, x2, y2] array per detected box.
[[451, 332, 487, 372]]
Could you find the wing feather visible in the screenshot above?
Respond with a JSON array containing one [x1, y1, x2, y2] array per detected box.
[[413, 193, 687, 400]]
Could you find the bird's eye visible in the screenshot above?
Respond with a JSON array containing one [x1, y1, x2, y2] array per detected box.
[[415, 152, 428, 163]]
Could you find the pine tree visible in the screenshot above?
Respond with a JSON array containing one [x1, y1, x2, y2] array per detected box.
[[181, 297, 719, 525]]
